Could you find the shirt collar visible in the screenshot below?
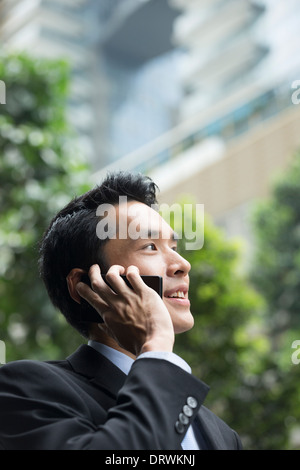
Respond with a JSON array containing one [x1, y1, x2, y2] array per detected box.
[[88, 340, 134, 376]]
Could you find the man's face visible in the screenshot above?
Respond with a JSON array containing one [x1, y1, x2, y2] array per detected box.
[[102, 201, 194, 334]]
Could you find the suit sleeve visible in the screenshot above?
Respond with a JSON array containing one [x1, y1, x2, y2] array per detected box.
[[0, 358, 208, 450]]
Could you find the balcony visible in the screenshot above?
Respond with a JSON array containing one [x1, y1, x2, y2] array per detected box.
[[91, 77, 292, 186], [182, 35, 268, 91], [173, 0, 264, 50]]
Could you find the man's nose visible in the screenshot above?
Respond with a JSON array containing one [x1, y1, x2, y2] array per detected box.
[[167, 250, 191, 277]]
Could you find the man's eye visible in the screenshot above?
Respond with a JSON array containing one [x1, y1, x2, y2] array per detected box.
[[143, 243, 156, 251]]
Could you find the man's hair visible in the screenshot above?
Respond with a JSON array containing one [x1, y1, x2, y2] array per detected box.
[[39, 171, 158, 338]]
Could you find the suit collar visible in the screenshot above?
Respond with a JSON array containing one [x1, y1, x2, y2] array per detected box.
[[67, 344, 127, 399], [88, 340, 134, 376]]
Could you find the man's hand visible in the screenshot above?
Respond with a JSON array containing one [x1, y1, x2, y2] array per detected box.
[[76, 264, 174, 356]]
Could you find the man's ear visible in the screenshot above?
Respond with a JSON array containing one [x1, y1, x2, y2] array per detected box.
[[66, 268, 87, 304]]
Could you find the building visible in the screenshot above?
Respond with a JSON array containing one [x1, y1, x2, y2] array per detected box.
[[93, 0, 300, 262], [0, 0, 182, 167]]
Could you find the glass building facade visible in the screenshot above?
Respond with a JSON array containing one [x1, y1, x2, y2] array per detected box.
[[0, 0, 182, 167]]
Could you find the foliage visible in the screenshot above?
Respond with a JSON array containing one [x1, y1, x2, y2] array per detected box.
[[0, 51, 91, 361], [249, 150, 300, 449]]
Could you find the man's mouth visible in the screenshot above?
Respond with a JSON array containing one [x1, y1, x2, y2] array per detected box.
[[167, 290, 185, 299], [164, 286, 190, 306]]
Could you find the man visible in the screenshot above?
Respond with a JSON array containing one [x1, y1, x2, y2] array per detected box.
[[0, 172, 242, 450]]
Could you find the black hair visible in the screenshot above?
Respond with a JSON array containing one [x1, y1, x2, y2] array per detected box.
[[39, 171, 158, 337]]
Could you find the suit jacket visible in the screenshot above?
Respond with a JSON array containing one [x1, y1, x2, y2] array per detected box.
[[0, 344, 242, 450]]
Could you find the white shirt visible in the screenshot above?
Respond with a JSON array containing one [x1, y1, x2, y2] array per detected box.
[[88, 340, 200, 450]]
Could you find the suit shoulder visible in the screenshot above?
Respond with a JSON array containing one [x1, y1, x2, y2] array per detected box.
[[1, 358, 50, 372], [0, 358, 63, 371], [0, 359, 68, 387]]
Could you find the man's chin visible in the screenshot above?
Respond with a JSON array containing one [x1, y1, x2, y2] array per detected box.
[[173, 312, 194, 335]]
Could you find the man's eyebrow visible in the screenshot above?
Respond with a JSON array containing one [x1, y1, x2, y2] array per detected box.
[[138, 229, 179, 241]]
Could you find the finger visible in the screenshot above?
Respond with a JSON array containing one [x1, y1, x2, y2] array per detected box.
[[105, 265, 133, 296], [76, 281, 110, 311], [124, 265, 147, 295], [87, 264, 118, 303]]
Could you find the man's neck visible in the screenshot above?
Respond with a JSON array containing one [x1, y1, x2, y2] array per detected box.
[[88, 324, 136, 360]]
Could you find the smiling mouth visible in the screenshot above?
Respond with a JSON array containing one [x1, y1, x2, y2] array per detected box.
[[167, 290, 185, 299], [164, 290, 190, 306]]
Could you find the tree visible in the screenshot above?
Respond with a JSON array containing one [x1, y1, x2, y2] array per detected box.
[[0, 51, 91, 361], [249, 150, 300, 449]]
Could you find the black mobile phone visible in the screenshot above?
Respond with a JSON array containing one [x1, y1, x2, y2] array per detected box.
[[78, 274, 163, 323]]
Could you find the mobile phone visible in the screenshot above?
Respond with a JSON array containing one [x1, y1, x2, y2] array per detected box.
[[78, 274, 163, 323]]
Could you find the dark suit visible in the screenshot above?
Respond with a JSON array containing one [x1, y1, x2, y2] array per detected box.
[[0, 344, 242, 450]]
